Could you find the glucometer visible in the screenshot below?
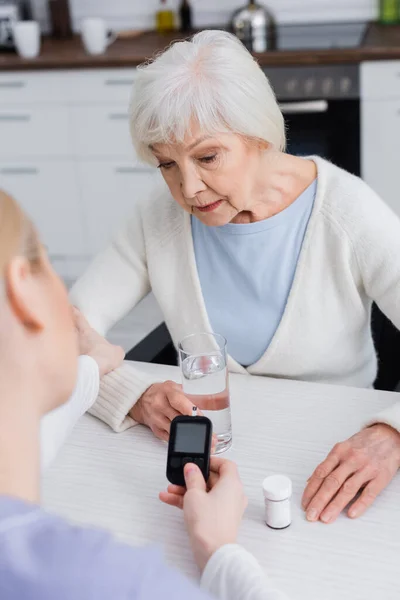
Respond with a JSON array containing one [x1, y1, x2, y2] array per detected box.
[[166, 407, 212, 487]]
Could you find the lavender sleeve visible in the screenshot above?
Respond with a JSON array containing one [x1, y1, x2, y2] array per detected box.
[[0, 497, 211, 600]]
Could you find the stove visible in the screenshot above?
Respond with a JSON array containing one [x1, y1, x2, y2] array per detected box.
[[276, 21, 367, 51], [257, 23, 365, 178]]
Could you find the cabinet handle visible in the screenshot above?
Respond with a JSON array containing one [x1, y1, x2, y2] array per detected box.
[[0, 114, 31, 122], [279, 100, 328, 114], [108, 113, 129, 121], [0, 167, 39, 175], [115, 167, 152, 174], [0, 81, 26, 89], [105, 79, 134, 87]]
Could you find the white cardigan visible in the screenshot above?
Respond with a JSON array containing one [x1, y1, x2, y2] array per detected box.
[[70, 156, 400, 434]]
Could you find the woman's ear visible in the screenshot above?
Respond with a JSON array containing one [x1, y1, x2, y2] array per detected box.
[[4, 257, 44, 332]]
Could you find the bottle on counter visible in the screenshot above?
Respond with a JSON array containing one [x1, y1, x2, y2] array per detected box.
[[262, 475, 292, 530], [156, 0, 175, 33], [179, 0, 193, 33], [48, 0, 73, 38], [20, 0, 33, 20], [379, 0, 399, 24]]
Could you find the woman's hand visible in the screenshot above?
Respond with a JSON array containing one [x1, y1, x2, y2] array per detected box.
[[160, 458, 247, 572], [130, 381, 198, 442], [302, 423, 400, 524], [72, 307, 125, 378]]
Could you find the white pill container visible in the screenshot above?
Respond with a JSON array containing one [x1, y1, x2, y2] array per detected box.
[[262, 475, 292, 530]]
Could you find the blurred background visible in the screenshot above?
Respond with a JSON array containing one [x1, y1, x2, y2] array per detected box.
[[0, 0, 399, 354], [30, 1, 377, 31]]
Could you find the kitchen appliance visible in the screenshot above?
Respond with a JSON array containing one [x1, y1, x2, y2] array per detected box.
[[231, 0, 276, 53], [274, 21, 366, 50], [0, 1, 20, 49], [268, 64, 360, 175], [259, 22, 367, 177]]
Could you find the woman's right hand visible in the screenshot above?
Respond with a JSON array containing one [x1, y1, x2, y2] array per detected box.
[[160, 458, 248, 572], [72, 307, 125, 378], [130, 381, 198, 442]]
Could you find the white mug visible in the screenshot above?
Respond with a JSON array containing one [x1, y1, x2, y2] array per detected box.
[[81, 18, 116, 56], [13, 21, 41, 59]]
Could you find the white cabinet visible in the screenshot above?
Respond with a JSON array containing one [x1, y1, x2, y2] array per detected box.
[[79, 161, 159, 254], [362, 99, 400, 215], [0, 68, 152, 282], [0, 71, 68, 104], [361, 61, 400, 217], [361, 60, 400, 100], [0, 107, 72, 158], [0, 160, 86, 264], [70, 106, 134, 158], [64, 69, 137, 105]]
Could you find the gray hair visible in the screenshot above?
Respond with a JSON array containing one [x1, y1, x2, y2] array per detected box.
[[130, 30, 286, 164]]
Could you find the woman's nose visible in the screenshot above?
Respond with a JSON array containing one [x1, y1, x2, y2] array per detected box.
[[180, 168, 207, 200]]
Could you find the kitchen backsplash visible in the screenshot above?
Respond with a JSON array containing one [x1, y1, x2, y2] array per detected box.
[[32, 0, 377, 33]]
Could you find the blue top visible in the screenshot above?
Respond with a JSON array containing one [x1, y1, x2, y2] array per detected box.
[[192, 180, 317, 366], [0, 496, 211, 600]]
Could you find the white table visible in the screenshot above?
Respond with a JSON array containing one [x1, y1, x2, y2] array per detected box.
[[43, 363, 400, 600]]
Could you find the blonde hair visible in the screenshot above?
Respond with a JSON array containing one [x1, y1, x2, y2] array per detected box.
[[0, 190, 41, 279], [130, 30, 286, 165]]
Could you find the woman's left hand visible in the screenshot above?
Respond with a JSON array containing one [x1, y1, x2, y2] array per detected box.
[[302, 423, 400, 524]]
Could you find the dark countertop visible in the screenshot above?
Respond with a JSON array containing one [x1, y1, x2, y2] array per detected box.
[[1, 23, 400, 72]]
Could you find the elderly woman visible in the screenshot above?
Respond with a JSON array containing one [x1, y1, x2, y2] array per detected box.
[[71, 30, 400, 526]]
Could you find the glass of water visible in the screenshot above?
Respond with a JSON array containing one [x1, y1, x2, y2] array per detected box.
[[179, 332, 232, 454]]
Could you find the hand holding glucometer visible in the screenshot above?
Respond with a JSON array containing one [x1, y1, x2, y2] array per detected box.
[[166, 407, 212, 487], [161, 435, 248, 573]]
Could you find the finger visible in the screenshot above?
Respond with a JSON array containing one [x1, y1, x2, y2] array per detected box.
[[72, 307, 90, 331], [159, 491, 184, 509], [207, 471, 219, 490], [348, 471, 394, 519], [154, 412, 173, 434], [184, 463, 207, 491], [167, 484, 186, 496], [164, 380, 182, 393], [302, 449, 342, 510], [209, 456, 238, 477], [319, 467, 374, 524], [164, 406, 181, 423], [153, 426, 169, 443], [168, 391, 196, 416], [160, 417, 174, 435], [305, 461, 359, 522]]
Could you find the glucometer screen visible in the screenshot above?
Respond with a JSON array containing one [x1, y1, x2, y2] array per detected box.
[[174, 422, 207, 454]]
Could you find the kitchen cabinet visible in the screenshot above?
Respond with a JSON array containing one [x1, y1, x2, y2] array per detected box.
[[0, 68, 154, 282], [0, 106, 72, 158], [70, 106, 134, 158], [78, 161, 159, 254], [0, 71, 68, 104], [0, 160, 86, 264], [63, 69, 137, 105], [361, 61, 400, 217]]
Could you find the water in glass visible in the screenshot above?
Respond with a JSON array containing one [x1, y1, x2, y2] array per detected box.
[[181, 352, 232, 454]]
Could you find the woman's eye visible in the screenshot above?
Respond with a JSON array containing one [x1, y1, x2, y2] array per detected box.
[[200, 155, 217, 164], [158, 162, 175, 170]]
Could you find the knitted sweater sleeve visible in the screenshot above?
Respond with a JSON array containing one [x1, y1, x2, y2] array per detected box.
[[69, 204, 163, 432], [345, 182, 400, 432]]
